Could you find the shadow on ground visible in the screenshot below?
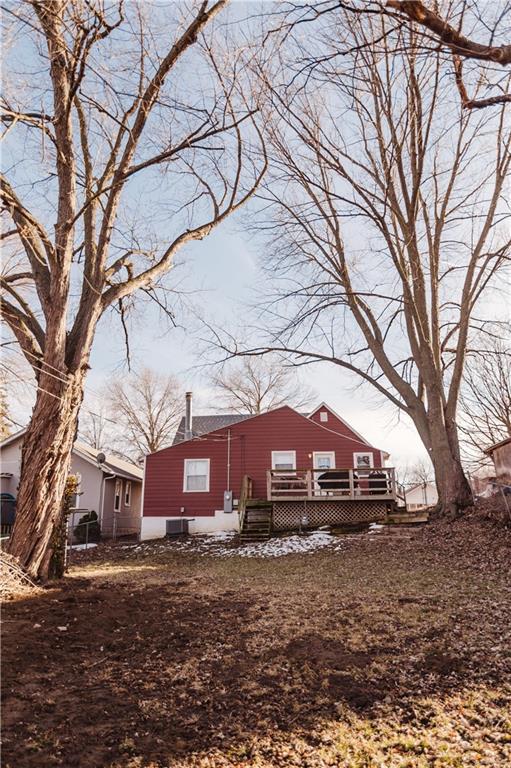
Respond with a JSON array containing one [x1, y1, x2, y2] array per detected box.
[[2, 523, 511, 767]]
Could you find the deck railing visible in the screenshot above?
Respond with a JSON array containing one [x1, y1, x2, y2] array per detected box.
[[267, 467, 396, 502]]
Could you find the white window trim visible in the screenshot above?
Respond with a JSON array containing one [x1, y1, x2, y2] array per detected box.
[[183, 458, 210, 493], [271, 450, 297, 470], [319, 411, 328, 422], [114, 478, 122, 512], [124, 480, 131, 507], [353, 452, 374, 470], [313, 451, 336, 470]]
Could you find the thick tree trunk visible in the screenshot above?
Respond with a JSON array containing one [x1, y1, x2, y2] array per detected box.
[[8, 370, 87, 580], [428, 417, 473, 517]]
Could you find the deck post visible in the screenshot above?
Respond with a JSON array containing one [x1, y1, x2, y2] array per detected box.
[[306, 469, 313, 499], [349, 469, 355, 499], [267, 470, 272, 501], [390, 467, 396, 497]]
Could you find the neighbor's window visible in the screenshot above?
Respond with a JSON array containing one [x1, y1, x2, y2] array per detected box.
[[353, 452, 374, 470], [114, 479, 122, 511], [184, 459, 210, 492], [124, 481, 132, 507], [320, 411, 328, 422], [271, 451, 296, 471]]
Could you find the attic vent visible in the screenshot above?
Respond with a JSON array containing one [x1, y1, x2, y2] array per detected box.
[[320, 411, 328, 422]]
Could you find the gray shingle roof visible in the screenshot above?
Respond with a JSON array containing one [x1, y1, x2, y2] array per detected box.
[[74, 441, 143, 481], [172, 414, 252, 445]]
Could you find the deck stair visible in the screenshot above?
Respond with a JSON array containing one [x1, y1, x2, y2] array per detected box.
[[386, 509, 429, 525], [240, 500, 272, 542]]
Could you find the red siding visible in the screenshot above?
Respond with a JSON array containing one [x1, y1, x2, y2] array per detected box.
[[143, 406, 386, 519]]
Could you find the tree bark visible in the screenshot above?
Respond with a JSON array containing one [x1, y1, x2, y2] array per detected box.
[[418, 397, 472, 516], [8, 370, 87, 580]]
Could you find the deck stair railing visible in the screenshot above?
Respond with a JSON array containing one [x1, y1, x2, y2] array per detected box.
[[238, 475, 253, 533], [267, 467, 396, 502]]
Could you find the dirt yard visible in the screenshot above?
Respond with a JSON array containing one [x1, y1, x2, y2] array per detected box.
[[2, 518, 511, 768]]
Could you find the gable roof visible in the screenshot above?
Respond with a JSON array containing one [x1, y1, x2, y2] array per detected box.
[[308, 402, 374, 447], [172, 414, 252, 445], [164, 403, 386, 459], [0, 429, 25, 449], [171, 403, 382, 452], [406, 481, 436, 493], [0, 429, 143, 482], [73, 442, 143, 481]]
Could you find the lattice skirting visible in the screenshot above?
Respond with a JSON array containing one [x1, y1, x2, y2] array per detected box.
[[273, 500, 387, 530]]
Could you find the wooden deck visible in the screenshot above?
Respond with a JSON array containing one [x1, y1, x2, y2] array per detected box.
[[267, 467, 397, 503]]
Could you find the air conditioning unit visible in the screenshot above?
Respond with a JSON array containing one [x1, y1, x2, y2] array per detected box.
[[166, 519, 189, 537]]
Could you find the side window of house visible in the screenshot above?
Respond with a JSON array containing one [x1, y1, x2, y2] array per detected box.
[[271, 451, 296, 471], [184, 459, 210, 492], [114, 479, 122, 511], [320, 411, 328, 422], [124, 481, 131, 507]]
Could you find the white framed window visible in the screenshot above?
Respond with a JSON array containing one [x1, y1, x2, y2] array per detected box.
[[313, 451, 335, 470], [353, 452, 374, 470], [183, 459, 210, 492], [124, 481, 132, 507], [319, 411, 328, 422], [271, 451, 296, 470], [114, 479, 122, 512]]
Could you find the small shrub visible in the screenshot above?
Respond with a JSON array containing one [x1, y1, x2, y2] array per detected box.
[[74, 510, 101, 543]]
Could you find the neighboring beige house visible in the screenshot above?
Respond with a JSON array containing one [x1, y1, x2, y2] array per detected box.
[[405, 481, 438, 511], [0, 430, 143, 538], [485, 436, 511, 486]]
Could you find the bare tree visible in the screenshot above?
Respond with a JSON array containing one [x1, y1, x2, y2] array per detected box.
[[77, 401, 113, 452], [213, 355, 316, 414], [408, 458, 434, 487], [459, 333, 511, 466], [386, 1, 511, 66], [106, 368, 183, 457], [274, 1, 511, 109], [237, 12, 510, 516], [0, 350, 36, 432], [0, 1, 265, 578]]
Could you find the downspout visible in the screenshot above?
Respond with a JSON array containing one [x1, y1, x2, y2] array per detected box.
[[139, 455, 146, 542], [99, 470, 116, 532]]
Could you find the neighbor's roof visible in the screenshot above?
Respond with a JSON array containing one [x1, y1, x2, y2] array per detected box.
[[0, 428, 26, 449], [73, 442, 143, 481], [172, 414, 252, 445], [0, 429, 143, 481], [405, 480, 436, 493], [484, 435, 511, 455]]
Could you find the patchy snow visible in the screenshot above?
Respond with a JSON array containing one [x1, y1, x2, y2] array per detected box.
[[125, 530, 366, 560], [368, 523, 386, 534], [68, 542, 98, 551], [220, 532, 338, 559], [204, 531, 236, 541], [129, 531, 343, 559]]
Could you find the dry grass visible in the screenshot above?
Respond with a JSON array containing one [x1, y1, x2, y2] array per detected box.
[[2, 517, 511, 767], [0, 550, 41, 600]]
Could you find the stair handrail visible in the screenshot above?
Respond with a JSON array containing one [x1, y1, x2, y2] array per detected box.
[[238, 475, 252, 533]]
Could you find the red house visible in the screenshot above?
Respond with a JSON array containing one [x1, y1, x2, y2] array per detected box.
[[141, 395, 396, 540]]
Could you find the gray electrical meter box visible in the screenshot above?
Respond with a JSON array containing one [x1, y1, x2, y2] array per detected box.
[[223, 490, 233, 513]]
